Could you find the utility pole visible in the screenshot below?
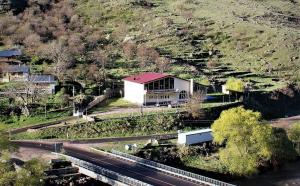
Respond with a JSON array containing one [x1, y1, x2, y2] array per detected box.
[[72, 85, 75, 115]]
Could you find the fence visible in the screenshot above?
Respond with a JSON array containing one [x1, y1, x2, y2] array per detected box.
[[57, 153, 152, 186], [111, 150, 235, 186]]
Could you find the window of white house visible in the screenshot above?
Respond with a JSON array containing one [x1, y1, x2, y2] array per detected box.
[[179, 91, 187, 99]]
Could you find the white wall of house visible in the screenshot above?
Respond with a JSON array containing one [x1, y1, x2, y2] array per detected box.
[[174, 78, 190, 93], [124, 80, 145, 105], [49, 84, 56, 94], [222, 85, 230, 95]]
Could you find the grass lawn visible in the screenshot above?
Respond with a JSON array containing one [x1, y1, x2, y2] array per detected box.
[[90, 98, 139, 113], [0, 110, 72, 131], [182, 154, 227, 174], [94, 140, 150, 153]]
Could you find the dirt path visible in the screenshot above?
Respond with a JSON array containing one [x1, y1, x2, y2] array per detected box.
[[270, 115, 300, 129], [11, 146, 58, 162]]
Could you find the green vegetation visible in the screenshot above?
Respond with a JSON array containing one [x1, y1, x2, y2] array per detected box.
[[0, 110, 72, 130], [182, 154, 226, 174], [0, 155, 48, 186], [0, 133, 48, 186], [99, 138, 228, 174], [288, 122, 300, 154], [212, 107, 296, 176], [225, 78, 244, 92], [91, 98, 138, 113], [12, 113, 181, 140]]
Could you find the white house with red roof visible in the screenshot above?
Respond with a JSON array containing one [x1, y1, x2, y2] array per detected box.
[[123, 72, 207, 106]]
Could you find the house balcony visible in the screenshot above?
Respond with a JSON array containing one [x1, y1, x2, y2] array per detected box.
[[145, 89, 178, 93], [9, 76, 28, 82]]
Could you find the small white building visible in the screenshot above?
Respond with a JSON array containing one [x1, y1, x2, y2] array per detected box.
[[177, 129, 213, 145], [123, 72, 207, 106], [222, 84, 230, 95]]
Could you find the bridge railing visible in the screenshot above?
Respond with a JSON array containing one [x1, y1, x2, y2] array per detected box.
[[57, 153, 152, 186], [111, 150, 235, 186]]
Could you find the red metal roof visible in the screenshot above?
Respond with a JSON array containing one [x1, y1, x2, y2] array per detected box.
[[123, 72, 170, 84]]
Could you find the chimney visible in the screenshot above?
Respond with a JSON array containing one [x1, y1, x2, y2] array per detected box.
[[190, 79, 194, 96]]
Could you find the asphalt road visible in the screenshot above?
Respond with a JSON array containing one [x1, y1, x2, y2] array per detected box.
[[63, 146, 204, 186]]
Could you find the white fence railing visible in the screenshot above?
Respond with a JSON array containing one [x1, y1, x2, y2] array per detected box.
[[57, 153, 152, 186], [111, 150, 235, 186]]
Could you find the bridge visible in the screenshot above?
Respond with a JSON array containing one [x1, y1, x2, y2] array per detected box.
[[12, 140, 234, 186]]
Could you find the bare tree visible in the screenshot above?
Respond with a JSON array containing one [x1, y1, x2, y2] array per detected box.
[[185, 91, 205, 119], [137, 45, 160, 67], [39, 40, 73, 80], [122, 42, 137, 60], [93, 50, 109, 68], [155, 57, 170, 73], [5, 82, 48, 116]]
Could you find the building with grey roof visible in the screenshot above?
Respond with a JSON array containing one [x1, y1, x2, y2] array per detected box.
[[29, 75, 56, 94], [0, 48, 22, 58], [0, 65, 29, 82]]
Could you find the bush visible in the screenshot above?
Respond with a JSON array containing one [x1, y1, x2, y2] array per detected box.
[[288, 122, 300, 154], [13, 113, 182, 140]]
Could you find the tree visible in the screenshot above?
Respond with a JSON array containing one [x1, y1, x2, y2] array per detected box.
[[3, 82, 47, 117], [92, 50, 109, 69], [288, 122, 300, 154], [184, 91, 204, 118], [0, 156, 48, 186], [40, 40, 73, 80], [225, 77, 244, 92], [15, 158, 48, 186], [225, 77, 244, 101], [211, 107, 291, 176], [155, 57, 170, 73], [212, 107, 295, 175], [137, 45, 160, 68], [269, 128, 297, 167], [122, 42, 137, 60]]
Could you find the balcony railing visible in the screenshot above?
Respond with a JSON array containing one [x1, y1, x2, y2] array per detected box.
[[145, 89, 177, 93]]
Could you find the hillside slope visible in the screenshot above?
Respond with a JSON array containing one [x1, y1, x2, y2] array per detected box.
[[0, 0, 299, 88]]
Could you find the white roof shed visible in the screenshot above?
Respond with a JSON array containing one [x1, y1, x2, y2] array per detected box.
[[178, 129, 213, 145]]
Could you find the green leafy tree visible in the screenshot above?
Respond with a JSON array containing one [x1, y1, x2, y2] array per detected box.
[[225, 77, 244, 92], [15, 158, 48, 186], [0, 150, 17, 186], [269, 128, 297, 166], [288, 122, 300, 154], [212, 107, 279, 176], [225, 78, 244, 101]]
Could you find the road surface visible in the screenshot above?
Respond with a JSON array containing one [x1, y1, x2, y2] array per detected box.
[[63, 145, 204, 186]]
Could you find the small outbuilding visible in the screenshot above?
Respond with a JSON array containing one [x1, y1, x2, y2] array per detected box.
[[177, 129, 213, 145]]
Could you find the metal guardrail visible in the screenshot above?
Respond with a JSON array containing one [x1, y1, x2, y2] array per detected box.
[[59, 154, 152, 186], [111, 150, 235, 186]]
